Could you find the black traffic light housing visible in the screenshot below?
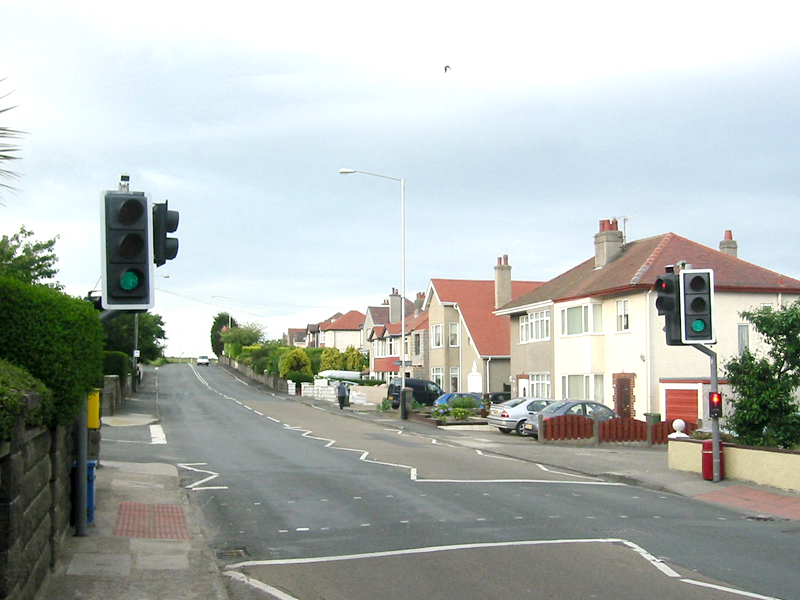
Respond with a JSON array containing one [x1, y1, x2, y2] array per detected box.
[[101, 190, 154, 310], [655, 267, 682, 346], [680, 268, 716, 344], [709, 391, 723, 418], [152, 200, 179, 267]]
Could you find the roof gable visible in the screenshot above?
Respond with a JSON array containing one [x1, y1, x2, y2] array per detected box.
[[319, 310, 365, 331]]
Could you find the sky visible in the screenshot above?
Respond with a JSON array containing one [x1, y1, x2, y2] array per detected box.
[[2, 1, 800, 358]]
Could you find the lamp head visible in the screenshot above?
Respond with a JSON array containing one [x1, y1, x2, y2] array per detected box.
[[338, 168, 356, 174]]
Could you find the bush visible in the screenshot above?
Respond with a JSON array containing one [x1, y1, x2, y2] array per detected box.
[[377, 398, 392, 412], [450, 396, 480, 410], [451, 408, 472, 421], [285, 371, 313, 384], [104, 351, 130, 383], [0, 359, 53, 441], [431, 405, 451, 419], [0, 276, 104, 425]]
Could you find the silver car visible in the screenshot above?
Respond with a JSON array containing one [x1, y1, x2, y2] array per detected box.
[[488, 397, 554, 436], [523, 400, 618, 438]]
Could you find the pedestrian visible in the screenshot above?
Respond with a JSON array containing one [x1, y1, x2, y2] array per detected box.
[[336, 381, 348, 410]]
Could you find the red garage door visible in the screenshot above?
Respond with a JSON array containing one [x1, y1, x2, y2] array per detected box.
[[665, 389, 698, 424]]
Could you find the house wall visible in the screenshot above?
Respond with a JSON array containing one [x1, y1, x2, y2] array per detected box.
[[324, 329, 361, 352], [509, 310, 555, 397]]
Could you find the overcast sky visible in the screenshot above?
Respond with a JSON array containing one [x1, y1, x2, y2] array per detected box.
[[3, 1, 800, 358]]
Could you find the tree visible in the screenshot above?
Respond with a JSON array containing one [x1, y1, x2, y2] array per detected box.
[[320, 347, 343, 371], [0, 82, 24, 201], [210, 312, 238, 357], [0, 225, 61, 289], [724, 302, 800, 448], [278, 347, 313, 379], [103, 312, 168, 362], [220, 322, 264, 346], [343, 345, 367, 372]]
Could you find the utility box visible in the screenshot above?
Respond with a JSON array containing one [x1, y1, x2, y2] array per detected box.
[[88, 389, 101, 429]]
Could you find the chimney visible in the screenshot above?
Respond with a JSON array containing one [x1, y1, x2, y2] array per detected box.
[[719, 230, 738, 258], [494, 254, 512, 309], [414, 292, 425, 317], [594, 219, 624, 269], [388, 288, 401, 324]]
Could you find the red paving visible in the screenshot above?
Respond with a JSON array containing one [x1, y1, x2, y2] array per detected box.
[[696, 485, 800, 520], [113, 502, 191, 539]]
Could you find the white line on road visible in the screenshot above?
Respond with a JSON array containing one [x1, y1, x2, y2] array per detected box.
[[150, 424, 167, 444], [178, 463, 229, 491]]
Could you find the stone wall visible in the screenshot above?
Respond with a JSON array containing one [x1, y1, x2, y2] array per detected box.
[[0, 393, 73, 600], [218, 356, 289, 392]]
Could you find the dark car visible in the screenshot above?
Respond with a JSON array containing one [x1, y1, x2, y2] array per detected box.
[[487, 391, 512, 404], [523, 400, 618, 437], [387, 378, 443, 409]]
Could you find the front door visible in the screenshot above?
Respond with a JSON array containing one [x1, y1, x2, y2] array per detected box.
[[613, 374, 634, 419]]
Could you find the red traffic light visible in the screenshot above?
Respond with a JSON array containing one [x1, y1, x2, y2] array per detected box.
[[709, 391, 722, 418]]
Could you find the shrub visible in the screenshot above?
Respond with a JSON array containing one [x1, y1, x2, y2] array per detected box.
[[0, 359, 53, 441], [431, 405, 451, 419], [377, 398, 392, 412], [285, 371, 313, 384], [104, 351, 130, 383], [0, 276, 104, 425], [451, 408, 472, 421], [450, 396, 480, 410]]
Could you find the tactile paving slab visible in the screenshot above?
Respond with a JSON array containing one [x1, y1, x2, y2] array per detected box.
[[113, 502, 191, 539]]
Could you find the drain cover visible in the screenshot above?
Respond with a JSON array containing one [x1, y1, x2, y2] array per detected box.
[[216, 548, 249, 559]]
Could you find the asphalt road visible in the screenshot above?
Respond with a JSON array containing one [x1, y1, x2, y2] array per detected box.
[[104, 364, 800, 600]]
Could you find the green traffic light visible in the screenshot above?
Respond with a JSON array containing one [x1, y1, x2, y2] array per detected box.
[[691, 319, 707, 332], [119, 270, 140, 291]]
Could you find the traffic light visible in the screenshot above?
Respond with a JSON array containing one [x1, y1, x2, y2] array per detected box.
[[152, 200, 179, 267], [680, 268, 716, 344], [709, 391, 723, 418], [655, 269, 682, 346], [101, 191, 154, 310]]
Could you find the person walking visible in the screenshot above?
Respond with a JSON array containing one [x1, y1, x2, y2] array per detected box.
[[336, 381, 348, 410]]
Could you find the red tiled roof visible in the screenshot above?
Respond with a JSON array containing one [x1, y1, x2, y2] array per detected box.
[[319, 310, 365, 331], [430, 279, 543, 357], [500, 233, 800, 312]]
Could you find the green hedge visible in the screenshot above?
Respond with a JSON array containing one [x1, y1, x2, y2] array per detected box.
[[0, 359, 53, 441], [104, 351, 130, 383], [0, 276, 105, 426]]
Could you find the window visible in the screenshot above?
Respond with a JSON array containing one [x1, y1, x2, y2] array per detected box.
[[449, 322, 460, 347], [450, 367, 459, 392], [519, 315, 530, 343], [531, 310, 550, 340], [616, 299, 629, 331], [431, 324, 443, 348], [738, 324, 750, 355], [561, 304, 602, 336], [431, 367, 444, 388], [530, 373, 551, 397], [561, 374, 604, 401], [387, 337, 397, 356], [414, 333, 421, 355]]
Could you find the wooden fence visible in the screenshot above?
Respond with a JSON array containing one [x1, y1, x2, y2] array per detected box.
[[542, 415, 698, 446]]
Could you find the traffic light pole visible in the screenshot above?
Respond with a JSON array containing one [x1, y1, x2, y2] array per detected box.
[[693, 344, 722, 482]]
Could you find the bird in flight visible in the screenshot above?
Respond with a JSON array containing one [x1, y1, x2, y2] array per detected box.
[[444, 65, 451, 73]]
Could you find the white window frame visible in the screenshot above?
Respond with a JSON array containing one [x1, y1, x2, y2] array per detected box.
[[387, 336, 397, 357], [449, 322, 460, 347], [616, 299, 629, 332], [531, 309, 550, 341], [561, 373, 604, 402], [560, 303, 603, 336], [450, 366, 460, 392], [519, 314, 530, 343], [431, 324, 444, 348], [530, 373, 551, 398], [431, 367, 444, 388]]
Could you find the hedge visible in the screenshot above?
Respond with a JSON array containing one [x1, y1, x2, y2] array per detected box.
[[104, 351, 130, 384], [0, 358, 53, 441], [0, 276, 105, 426]]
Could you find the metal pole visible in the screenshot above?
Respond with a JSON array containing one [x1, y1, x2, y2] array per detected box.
[[132, 313, 139, 393], [75, 397, 88, 536], [400, 178, 407, 419], [694, 344, 721, 482]]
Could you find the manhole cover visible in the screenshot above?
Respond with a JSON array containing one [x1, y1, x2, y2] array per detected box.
[[216, 548, 249, 559]]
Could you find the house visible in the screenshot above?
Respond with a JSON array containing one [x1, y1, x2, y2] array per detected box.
[[369, 308, 429, 382], [319, 309, 365, 351], [495, 219, 800, 424], [363, 288, 418, 380], [422, 256, 542, 395], [284, 328, 307, 347]]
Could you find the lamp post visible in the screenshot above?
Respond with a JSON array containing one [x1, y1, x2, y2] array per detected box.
[[339, 168, 407, 416]]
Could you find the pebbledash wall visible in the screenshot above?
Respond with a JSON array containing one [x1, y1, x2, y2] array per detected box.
[[668, 439, 800, 493], [218, 356, 290, 392], [0, 394, 73, 600]]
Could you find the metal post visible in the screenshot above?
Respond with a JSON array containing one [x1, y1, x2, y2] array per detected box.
[[694, 344, 721, 482], [400, 178, 406, 412], [75, 396, 88, 536], [132, 313, 139, 392]]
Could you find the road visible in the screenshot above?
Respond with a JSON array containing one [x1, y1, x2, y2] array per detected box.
[[104, 364, 800, 600]]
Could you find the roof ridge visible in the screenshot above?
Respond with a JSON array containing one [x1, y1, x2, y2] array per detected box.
[[630, 233, 673, 285]]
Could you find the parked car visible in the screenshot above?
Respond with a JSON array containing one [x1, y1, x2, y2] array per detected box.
[[487, 391, 512, 404], [433, 392, 482, 408], [196, 355, 210, 366], [488, 397, 554, 436], [523, 400, 618, 438], [387, 378, 443, 409]]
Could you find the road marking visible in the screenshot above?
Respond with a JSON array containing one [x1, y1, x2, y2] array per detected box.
[[149, 424, 167, 444], [679, 579, 781, 600], [178, 463, 229, 490]]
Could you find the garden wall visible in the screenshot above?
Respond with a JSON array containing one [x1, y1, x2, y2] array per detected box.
[[0, 394, 73, 600], [668, 438, 800, 493], [219, 356, 289, 392]]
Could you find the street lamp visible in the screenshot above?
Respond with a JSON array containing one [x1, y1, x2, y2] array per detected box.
[[339, 168, 407, 414]]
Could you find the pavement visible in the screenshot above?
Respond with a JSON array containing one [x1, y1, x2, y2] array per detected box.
[[35, 369, 800, 600]]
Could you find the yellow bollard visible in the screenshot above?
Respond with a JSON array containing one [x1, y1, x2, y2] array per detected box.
[[87, 389, 100, 429]]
